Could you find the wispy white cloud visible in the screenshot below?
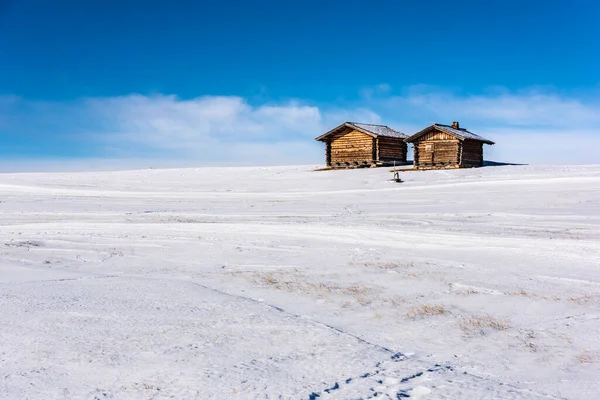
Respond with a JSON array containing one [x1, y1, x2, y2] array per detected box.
[[83, 95, 385, 164], [389, 87, 600, 127], [0, 94, 382, 168], [86, 94, 323, 152], [1, 86, 599, 170]]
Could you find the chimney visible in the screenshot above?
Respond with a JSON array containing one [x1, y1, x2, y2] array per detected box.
[[452, 121, 459, 129]]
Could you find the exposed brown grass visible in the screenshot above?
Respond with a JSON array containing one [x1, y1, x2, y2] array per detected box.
[[504, 289, 530, 297], [406, 304, 448, 319], [261, 273, 278, 285], [247, 271, 380, 306], [351, 261, 417, 269], [569, 294, 600, 305], [541, 295, 563, 302], [385, 295, 407, 307], [459, 315, 510, 335], [447, 283, 479, 295], [574, 351, 599, 364], [355, 295, 373, 306], [344, 285, 370, 295]]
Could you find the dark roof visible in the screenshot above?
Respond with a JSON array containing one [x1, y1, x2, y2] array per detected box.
[[315, 122, 407, 141], [405, 123, 494, 145]]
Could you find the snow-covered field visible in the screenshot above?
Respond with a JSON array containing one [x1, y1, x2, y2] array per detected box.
[[1, 164, 599, 399]]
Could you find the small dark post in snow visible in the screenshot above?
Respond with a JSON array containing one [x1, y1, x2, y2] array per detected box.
[[391, 161, 403, 182]]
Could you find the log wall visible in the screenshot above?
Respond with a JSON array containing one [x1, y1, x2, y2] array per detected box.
[[460, 140, 484, 168], [377, 136, 407, 162], [413, 130, 460, 168], [328, 130, 374, 167]]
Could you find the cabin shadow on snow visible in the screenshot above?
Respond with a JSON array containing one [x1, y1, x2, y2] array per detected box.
[[483, 160, 528, 167]]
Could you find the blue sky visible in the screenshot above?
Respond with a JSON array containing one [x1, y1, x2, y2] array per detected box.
[[1, 0, 599, 170]]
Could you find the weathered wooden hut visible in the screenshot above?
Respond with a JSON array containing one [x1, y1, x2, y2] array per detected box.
[[405, 122, 494, 169], [315, 122, 408, 168]]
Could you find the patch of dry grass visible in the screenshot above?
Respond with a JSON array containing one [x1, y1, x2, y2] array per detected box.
[[246, 271, 380, 306], [515, 330, 539, 352], [261, 273, 278, 285], [405, 304, 448, 319], [385, 295, 407, 307], [448, 283, 480, 296], [344, 285, 370, 295], [541, 295, 563, 302], [351, 261, 417, 269], [569, 294, 600, 305], [504, 289, 530, 297], [459, 314, 510, 335], [574, 351, 600, 364]]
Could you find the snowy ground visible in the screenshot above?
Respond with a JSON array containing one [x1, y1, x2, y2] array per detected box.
[[0, 164, 599, 399]]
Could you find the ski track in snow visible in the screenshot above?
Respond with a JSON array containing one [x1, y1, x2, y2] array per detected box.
[[1, 164, 599, 399]]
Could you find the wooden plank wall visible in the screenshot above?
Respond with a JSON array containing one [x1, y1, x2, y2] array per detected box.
[[329, 130, 374, 166], [377, 137, 407, 162], [414, 130, 460, 168], [419, 131, 457, 141], [460, 140, 484, 167]]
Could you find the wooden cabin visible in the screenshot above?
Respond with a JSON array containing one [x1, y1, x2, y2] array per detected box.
[[405, 122, 494, 169], [315, 122, 408, 168]]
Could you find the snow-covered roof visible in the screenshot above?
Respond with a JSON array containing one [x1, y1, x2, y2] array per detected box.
[[315, 122, 407, 141], [405, 123, 494, 145], [349, 122, 407, 139]]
